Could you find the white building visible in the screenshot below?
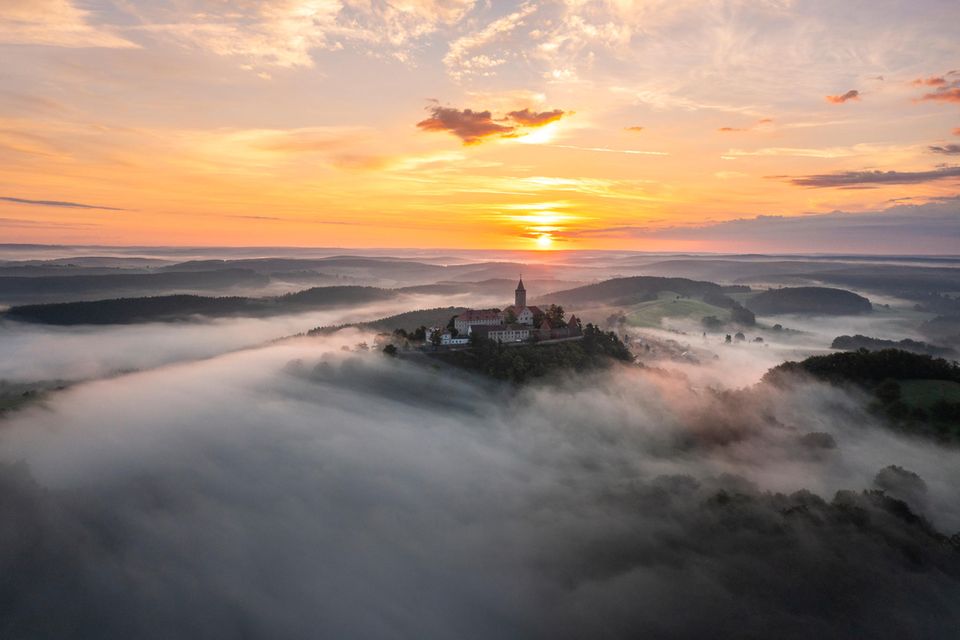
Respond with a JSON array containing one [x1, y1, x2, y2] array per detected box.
[[426, 327, 470, 346], [453, 309, 502, 335], [476, 325, 531, 343]]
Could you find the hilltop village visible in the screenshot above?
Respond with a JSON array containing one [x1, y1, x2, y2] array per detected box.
[[427, 279, 582, 347]]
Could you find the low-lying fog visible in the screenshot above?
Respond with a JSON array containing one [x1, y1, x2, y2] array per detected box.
[[0, 293, 496, 382], [1, 332, 958, 638]]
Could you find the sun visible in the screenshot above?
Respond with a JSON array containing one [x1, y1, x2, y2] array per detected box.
[[535, 233, 553, 249]]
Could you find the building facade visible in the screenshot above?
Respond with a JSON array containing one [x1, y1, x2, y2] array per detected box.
[[430, 279, 583, 347], [453, 309, 503, 335]]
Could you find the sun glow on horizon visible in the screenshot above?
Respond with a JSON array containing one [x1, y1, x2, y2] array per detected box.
[[535, 233, 554, 249]]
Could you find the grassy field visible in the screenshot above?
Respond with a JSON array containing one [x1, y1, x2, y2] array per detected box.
[[624, 292, 730, 328], [899, 379, 960, 408]]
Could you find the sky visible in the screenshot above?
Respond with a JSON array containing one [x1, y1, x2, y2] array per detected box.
[[0, 0, 958, 251]]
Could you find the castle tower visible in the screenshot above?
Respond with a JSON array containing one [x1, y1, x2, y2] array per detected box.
[[515, 277, 526, 308]]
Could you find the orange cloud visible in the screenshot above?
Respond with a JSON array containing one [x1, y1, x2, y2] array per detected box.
[[416, 105, 567, 145], [953, 127, 960, 136], [718, 118, 773, 133], [507, 108, 565, 127], [624, 126, 644, 132], [913, 76, 948, 86], [416, 106, 515, 145], [825, 90, 860, 104], [918, 87, 960, 104]]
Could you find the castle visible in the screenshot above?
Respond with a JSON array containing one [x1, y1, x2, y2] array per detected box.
[[430, 278, 581, 346]]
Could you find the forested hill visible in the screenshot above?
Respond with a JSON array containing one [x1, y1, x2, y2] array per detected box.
[[306, 306, 469, 336], [764, 349, 960, 440], [0, 268, 268, 303], [428, 324, 634, 384], [766, 349, 960, 386], [831, 334, 956, 358], [4, 286, 398, 325], [544, 276, 726, 306], [543, 276, 755, 325], [748, 287, 871, 315]]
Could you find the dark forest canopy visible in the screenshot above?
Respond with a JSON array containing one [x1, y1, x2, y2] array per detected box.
[[0, 268, 269, 303], [748, 286, 872, 316], [307, 306, 470, 336], [429, 324, 634, 383], [5, 286, 398, 325], [766, 349, 960, 386], [765, 349, 960, 440], [832, 334, 956, 358]]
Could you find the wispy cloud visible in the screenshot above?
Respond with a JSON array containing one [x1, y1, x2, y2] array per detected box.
[[783, 167, 960, 188], [0, 0, 135, 48], [825, 90, 860, 104], [717, 118, 774, 133], [548, 145, 667, 156], [443, 3, 536, 80], [0, 196, 125, 211], [912, 75, 950, 87], [918, 87, 960, 104], [138, 0, 477, 70], [913, 71, 960, 104], [929, 144, 960, 155], [724, 143, 896, 159], [550, 198, 960, 253], [624, 126, 644, 133], [0, 217, 98, 228]]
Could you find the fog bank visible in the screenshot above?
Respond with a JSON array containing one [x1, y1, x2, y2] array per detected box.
[[1, 333, 958, 638]]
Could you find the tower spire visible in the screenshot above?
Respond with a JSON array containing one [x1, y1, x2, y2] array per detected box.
[[515, 275, 526, 308]]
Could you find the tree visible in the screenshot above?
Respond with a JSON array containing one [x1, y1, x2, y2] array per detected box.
[[382, 344, 398, 357], [546, 304, 565, 326], [504, 309, 517, 324], [702, 315, 723, 331], [430, 329, 443, 347]]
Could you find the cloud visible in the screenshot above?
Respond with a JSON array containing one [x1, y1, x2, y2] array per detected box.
[[913, 72, 960, 104], [825, 90, 860, 104], [929, 144, 960, 155], [624, 126, 644, 133], [506, 108, 566, 127], [139, 0, 477, 70], [416, 106, 515, 145], [551, 197, 960, 254], [548, 144, 668, 156], [717, 118, 775, 133], [0, 0, 135, 48], [913, 76, 949, 87], [0, 217, 98, 229], [785, 166, 960, 187], [918, 87, 960, 104], [0, 196, 125, 211], [954, 128, 960, 136], [723, 143, 900, 159], [416, 105, 567, 145], [443, 3, 538, 80]]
